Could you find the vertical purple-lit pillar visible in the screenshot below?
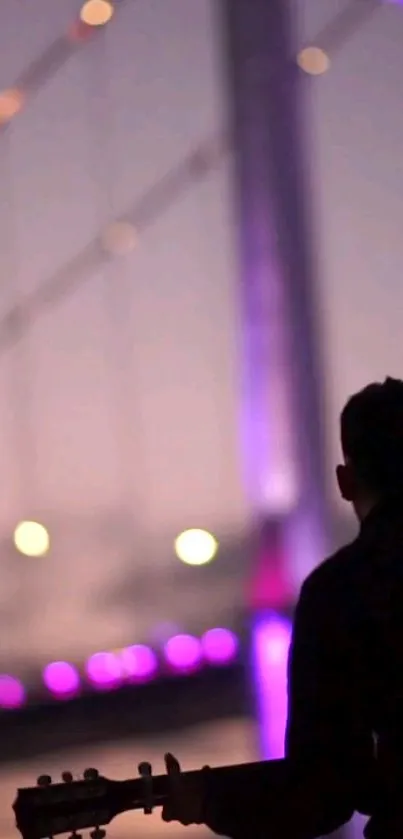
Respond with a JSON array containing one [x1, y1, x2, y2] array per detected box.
[[219, 0, 330, 758]]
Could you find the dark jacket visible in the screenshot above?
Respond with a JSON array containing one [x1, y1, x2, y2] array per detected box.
[[203, 499, 403, 838]]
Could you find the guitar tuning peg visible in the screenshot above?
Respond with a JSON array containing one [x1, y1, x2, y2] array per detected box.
[[37, 774, 52, 787], [138, 761, 153, 814], [90, 830, 106, 839], [62, 771, 73, 783], [83, 768, 99, 781]]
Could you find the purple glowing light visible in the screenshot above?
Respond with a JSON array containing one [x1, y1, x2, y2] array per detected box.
[[0, 675, 25, 709], [164, 634, 203, 673], [252, 614, 292, 759], [201, 628, 239, 665], [43, 661, 80, 698], [120, 645, 158, 683], [85, 652, 123, 690]]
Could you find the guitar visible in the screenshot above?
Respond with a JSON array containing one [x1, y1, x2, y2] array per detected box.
[[13, 759, 287, 839]]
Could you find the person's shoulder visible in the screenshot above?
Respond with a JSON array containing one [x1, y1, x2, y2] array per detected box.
[[301, 538, 360, 601]]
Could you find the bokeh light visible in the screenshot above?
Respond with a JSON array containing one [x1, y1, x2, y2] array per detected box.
[[80, 0, 114, 26], [174, 528, 218, 566], [201, 628, 239, 665], [163, 634, 203, 673], [120, 645, 158, 683], [43, 661, 80, 698], [14, 520, 50, 557], [0, 628, 242, 708], [0, 88, 24, 124], [297, 46, 330, 76], [85, 652, 123, 689], [0, 675, 25, 709]]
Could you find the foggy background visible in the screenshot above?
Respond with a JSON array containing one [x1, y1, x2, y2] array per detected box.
[[0, 2, 402, 839]]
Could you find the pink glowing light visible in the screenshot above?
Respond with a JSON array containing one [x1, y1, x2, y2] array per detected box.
[[247, 523, 292, 611], [201, 628, 239, 665], [0, 675, 25, 709], [164, 634, 203, 673], [85, 652, 123, 689], [120, 645, 158, 682], [252, 614, 292, 758], [43, 661, 80, 698]]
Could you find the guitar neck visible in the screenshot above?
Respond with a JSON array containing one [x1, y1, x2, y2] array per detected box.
[[13, 757, 294, 839], [119, 758, 287, 812]]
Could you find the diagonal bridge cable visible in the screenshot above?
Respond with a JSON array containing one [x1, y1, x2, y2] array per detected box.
[[0, 1, 135, 133], [0, 0, 381, 352]]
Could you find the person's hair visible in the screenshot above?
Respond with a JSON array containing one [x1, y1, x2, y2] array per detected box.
[[340, 377, 403, 498]]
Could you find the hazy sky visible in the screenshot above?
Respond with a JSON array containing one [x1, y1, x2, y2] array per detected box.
[[0, 0, 403, 673], [0, 0, 244, 670]]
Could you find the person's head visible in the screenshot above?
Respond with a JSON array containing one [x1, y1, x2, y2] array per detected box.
[[336, 377, 403, 520]]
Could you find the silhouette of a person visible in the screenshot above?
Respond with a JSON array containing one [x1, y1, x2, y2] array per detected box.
[[162, 377, 403, 839]]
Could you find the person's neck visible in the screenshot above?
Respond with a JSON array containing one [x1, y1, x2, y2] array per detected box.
[[355, 496, 378, 523]]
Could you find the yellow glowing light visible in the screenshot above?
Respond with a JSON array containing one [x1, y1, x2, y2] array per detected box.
[[80, 0, 114, 27], [297, 46, 330, 76], [101, 221, 138, 255], [0, 88, 24, 124], [14, 521, 50, 557], [174, 529, 218, 566]]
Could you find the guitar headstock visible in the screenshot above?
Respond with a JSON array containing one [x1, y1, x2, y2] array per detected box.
[[13, 763, 154, 839]]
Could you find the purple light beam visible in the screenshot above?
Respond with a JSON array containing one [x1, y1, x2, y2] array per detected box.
[[251, 614, 292, 758]]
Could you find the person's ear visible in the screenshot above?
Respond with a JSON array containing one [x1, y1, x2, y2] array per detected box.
[[336, 463, 355, 502]]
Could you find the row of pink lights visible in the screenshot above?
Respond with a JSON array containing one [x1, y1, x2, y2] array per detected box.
[[0, 629, 239, 709]]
